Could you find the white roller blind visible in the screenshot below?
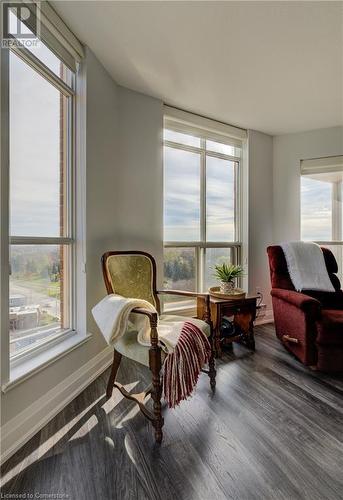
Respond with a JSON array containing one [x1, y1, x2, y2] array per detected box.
[[18, 0, 84, 71], [164, 106, 246, 149], [301, 156, 343, 175]]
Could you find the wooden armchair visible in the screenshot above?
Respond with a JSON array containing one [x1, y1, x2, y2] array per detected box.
[[101, 250, 216, 443]]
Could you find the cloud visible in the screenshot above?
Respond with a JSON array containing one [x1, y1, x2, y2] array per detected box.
[[301, 177, 335, 240]]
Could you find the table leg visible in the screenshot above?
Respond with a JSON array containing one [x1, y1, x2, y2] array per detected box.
[[235, 312, 255, 351]]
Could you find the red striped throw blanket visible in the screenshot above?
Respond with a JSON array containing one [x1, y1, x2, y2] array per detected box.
[[162, 321, 211, 408], [92, 294, 211, 408]]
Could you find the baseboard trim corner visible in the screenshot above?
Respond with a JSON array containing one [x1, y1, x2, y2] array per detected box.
[[255, 309, 274, 325]]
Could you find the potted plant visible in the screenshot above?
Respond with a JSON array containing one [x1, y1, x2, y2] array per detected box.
[[213, 263, 244, 294]]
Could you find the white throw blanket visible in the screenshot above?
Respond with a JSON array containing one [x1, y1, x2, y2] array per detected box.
[[281, 241, 334, 292], [91, 293, 206, 353]]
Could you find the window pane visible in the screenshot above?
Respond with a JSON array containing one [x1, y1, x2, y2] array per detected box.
[[8, 8, 72, 83], [206, 140, 237, 157], [164, 147, 201, 241], [163, 247, 196, 290], [204, 248, 234, 290], [10, 52, 68, 237], [163, 247, 196, 310], [206, 157, 236, 242], [301, 176, 332, 241], [9, 245, 69, 357], [164, 129, 200, 148]]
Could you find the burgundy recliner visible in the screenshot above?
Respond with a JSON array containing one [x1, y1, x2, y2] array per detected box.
[[267, 245, 343, 372]]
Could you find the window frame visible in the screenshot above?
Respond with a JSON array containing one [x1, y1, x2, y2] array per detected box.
[[300, 156, 343, 283], [163, 120, 243, 303], [1, 34, 77, 366]]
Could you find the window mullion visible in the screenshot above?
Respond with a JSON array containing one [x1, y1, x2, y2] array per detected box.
[[338, 181, 343, 242], [332, 182, 342, 241], [164, 140, 240, 162], [9, 44, 74, 98], [200, 139, 206, 292], [10, 236, 73, 245], [235, 161, 240, 242]]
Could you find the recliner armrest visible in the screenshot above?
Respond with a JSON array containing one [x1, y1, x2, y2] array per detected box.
[[271, 288, 321, 316]]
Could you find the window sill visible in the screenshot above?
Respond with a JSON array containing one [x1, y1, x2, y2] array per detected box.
[[2, 331, 92, 393]]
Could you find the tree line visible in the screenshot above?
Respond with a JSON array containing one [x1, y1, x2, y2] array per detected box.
[[10, 247, 61, 283], [164, 249, 195, 282]]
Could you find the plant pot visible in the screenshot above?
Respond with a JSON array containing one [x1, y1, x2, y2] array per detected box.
[[219, 281, 235, 294]]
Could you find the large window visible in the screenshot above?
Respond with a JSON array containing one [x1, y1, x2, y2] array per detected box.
[[9, 46, 74, 359], [1, 4, 84, 364], [301, 156, 343, 281], [163, 116, 243, 308]]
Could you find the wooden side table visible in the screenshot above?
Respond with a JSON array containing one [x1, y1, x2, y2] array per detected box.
[[210, 295, 258, 358]]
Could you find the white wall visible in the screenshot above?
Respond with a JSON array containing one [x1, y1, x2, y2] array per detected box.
[[85, 63, 163, 332], [114, 86, 163, 280], [273, 126, 343, 242], [248, 130, 273, 312], [85, 48, 120, 341]]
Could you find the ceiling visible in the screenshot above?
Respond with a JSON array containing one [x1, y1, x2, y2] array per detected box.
[[52, 1, 343, 135]]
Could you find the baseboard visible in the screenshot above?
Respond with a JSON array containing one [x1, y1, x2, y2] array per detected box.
[[0, 346, 113, 465], [255, 308, 274, 325]]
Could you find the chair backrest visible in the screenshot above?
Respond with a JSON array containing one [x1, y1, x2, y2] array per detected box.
[[101, 251, 160, 313], [267, 245, 341, 292]]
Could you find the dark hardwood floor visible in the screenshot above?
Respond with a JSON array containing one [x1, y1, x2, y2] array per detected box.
[[1, 324, 343, 500]]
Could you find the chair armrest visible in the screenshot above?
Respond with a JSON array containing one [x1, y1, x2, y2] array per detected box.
[[271, 288, 321, 315], [157, 289, 208, 298], [131, 307, 158, 344], [132, 307, 158, 323]]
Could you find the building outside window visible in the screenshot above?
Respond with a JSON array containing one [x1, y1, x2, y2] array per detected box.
[[163, 110, 245, 310]]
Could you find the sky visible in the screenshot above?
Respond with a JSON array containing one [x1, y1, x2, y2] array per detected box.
[[301, 177, 336, 241], [9, 44, 67, 237], [9, 10, 70, 238]]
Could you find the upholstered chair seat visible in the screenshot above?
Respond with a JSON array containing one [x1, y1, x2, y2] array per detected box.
[[114, 314, 211, 367]]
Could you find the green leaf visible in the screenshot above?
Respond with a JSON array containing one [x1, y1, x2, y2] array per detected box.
[[213, 262, 244, 282]]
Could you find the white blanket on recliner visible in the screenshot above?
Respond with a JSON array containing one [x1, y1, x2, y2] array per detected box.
[[281, 241, 334, 292]]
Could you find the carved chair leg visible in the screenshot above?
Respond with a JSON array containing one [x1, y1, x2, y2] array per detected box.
[[149, 345, 164, 444], [208, 337, 217, 392], [106, 349, 122, 399]]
